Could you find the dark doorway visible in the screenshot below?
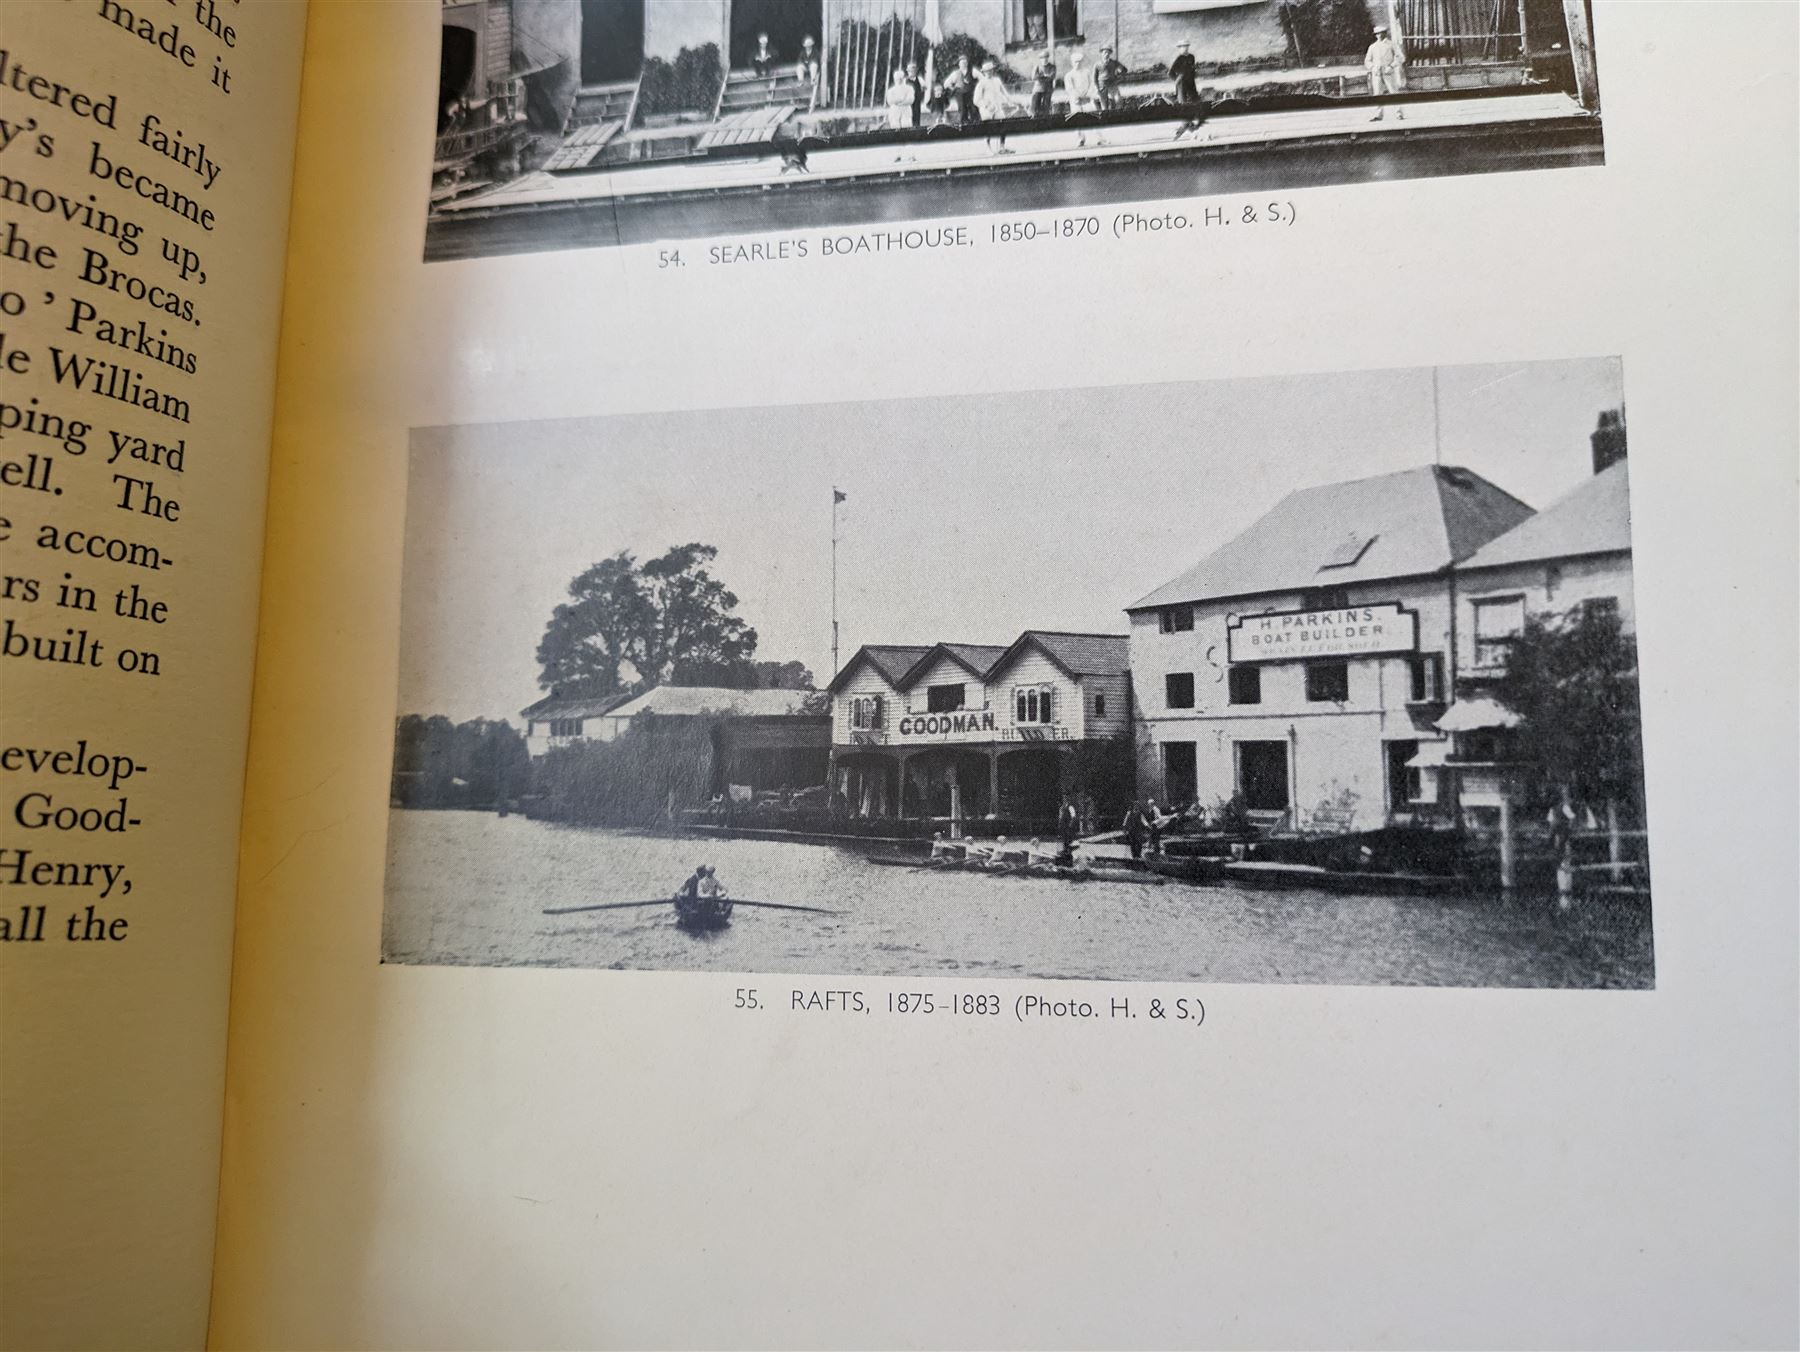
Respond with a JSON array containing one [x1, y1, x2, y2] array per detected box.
[[581, 0, 645, 83], [730, 0, 822, 67], [1236, 741, 1289, 813], [998, 747, 1062, 824], [1162, 741, 1197, 806], [440, 22, 478, 128], [1385, 740, 1420, 815]]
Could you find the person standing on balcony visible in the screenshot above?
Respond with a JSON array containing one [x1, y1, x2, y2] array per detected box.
[[1169, 39, 1204, 139], [886, 67, 915, 131], [943, 54, 979, 128], [1063, 48, 1100, 145], [975, 58, 1017, 153], [797, 35, 823, 109], [1365, 23, 1407, 120], [903, 59, 925, 127], [1097, 46, 1126, 111], [1031, 51, 1058, 118]]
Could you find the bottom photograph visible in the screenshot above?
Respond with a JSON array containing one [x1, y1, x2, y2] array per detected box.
[[387, 356, 1650, 988]]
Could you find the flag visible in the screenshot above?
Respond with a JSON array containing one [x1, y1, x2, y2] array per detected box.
[[834, 489, 847, 503]]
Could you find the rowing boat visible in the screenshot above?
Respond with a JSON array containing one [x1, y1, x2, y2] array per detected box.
[[867, 856, 1165, 886]]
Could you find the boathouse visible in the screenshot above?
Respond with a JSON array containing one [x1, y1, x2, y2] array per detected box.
[[523, 685, 831, 796], [1420, 457, 1637, 828], [1126, 464, 1536, 831], [827, 631, 1131, 825]]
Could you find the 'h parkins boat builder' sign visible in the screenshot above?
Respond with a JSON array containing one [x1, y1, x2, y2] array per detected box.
[[1227, 604, 1419, 663]]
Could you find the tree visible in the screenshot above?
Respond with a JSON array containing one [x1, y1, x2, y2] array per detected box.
[[1487, 604, 1641, 809], [753, 660, 815, 690], [391, 715, 528, 809], [535, 544, 758, 698]]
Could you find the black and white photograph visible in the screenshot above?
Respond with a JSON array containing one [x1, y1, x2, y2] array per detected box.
[[427, 0, 1604, 259], [386, 356, 1651, 988]]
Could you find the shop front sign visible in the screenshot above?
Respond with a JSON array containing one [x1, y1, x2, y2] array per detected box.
[[1227, 603, 1418, 662]]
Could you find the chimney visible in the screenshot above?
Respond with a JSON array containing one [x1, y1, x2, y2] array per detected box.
[[1591, 407, 1627, 474]]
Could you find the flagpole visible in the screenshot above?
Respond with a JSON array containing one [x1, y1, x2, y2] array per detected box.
[[831, 489, 840, 679]]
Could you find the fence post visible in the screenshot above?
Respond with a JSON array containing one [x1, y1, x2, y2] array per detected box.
[[1560, 0, 1599, 109], [1497, 792, 1515, 892]]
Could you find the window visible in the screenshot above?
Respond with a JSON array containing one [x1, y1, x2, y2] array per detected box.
[[1472, 595, 1526, 668], [548, 718, 584, 738], [849, 695, 884, 731], [1301, 586, 1349, 612], [1014, 684, 1054, 725], [1227, 665, 1261, 706], [1305, 661, 1349, 703], [1093, 693, 1107, 718], [926, 683, 965, 713], [1159, 606, 1194, 633], [1408, 654, 1445, 704], [1021, 0, 1079, 43], [1165, 672, 1196, 709]]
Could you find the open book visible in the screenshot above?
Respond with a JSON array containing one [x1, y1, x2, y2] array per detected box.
[[4, 2, 1795, 1347]]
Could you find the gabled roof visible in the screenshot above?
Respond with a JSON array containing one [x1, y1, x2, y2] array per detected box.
[[606, 685, 828, 720], [989, 630, 1130, 683], [1458, 461, 1631, 571], [895, 642, 1010, 690], [826, 644, 932, 693], [1127, 465, 1536, 611], [520, 691, 636, 722]]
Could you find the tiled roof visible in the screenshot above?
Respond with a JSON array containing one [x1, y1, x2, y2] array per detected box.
[[520, 692, 636, 721], [606, 686, 828, 720], [828, 644, 932, 692], [1458, 461, 1631, 571], [1127, 465, 1535, 610], [1001, 631, 1130, 679], [897, 643, 1010, 689]]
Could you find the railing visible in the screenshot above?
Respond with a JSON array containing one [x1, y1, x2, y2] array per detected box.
[[825, 0, 930, 111], [1396, 0, 1526, 64]]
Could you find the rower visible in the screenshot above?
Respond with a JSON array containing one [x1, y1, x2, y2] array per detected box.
[[675, 865, 705, 900], [696, 864, 726, 899]]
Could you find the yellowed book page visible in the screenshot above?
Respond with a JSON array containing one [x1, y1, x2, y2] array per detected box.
[[0, 2, 305, 1347], [214, 2, 1794, 1347]]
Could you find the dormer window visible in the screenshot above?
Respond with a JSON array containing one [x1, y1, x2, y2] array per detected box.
[[926, 683, 965, 713]]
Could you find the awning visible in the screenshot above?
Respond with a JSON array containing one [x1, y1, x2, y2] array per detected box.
[[1406, 741, 1452, 770], [1436, 698, 1521, 733]]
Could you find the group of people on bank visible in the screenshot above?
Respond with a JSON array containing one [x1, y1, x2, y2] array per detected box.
[[739, 22, 1412, 144]]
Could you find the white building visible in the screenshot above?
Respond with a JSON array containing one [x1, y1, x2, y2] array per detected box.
[[827, 631, 1131, 822], [1423, 458, 1636, 822], [1126, 464, 1536, 831], [522, 685, 824, 758]]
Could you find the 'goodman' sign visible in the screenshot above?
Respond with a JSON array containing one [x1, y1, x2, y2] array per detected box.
[[1227, 604, 1418, 663]]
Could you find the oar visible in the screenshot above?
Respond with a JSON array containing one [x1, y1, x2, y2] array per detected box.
[[725, 899, 842, 916], [544, 898, 841, 918], [543, 899, 671, 916]]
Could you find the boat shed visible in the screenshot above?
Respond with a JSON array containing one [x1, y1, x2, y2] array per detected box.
[[827, 631, 1131, 825]]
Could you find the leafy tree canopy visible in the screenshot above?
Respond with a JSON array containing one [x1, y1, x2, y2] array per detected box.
[[535, 544, 758, 700], [1486, 604, 1641, 805]]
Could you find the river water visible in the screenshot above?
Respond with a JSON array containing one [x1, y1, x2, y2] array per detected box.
[[424, 122, 1603, 260], [382, 810, 1652, 989]]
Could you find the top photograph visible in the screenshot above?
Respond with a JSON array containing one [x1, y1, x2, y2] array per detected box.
[[425, 0, 1603, 261]]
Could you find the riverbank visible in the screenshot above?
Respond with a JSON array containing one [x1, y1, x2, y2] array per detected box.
[[425, 90, 1598, 258], [382, 810, 1653, 988]]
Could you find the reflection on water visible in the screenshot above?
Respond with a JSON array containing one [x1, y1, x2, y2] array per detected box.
[[382, 810, 1652, 989], [424, 125, 1604, 260]]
